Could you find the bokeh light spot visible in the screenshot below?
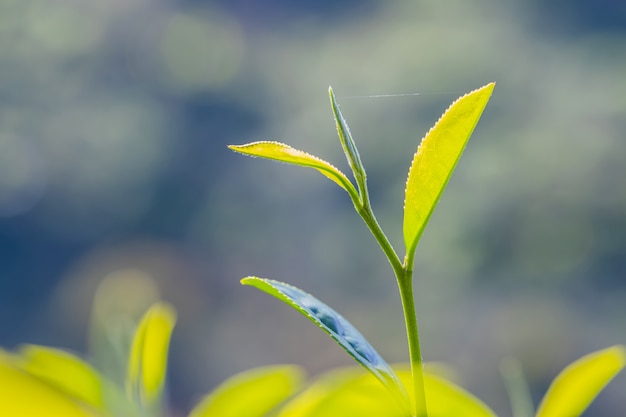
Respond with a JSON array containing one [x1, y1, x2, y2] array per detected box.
[[160, 12, 245, 91], [0, 133, 46, 217], [26, 1, 101, 54]]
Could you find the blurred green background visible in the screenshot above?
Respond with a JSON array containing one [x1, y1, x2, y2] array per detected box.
[[1, 0, 625, 415]]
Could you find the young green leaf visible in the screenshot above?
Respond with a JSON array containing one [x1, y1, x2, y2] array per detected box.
[[127, 302, 177, 408], [329, 87, 367, 200], [403, 83, 494, 266], [229, 141, 359, 202], [535, 345, 626, 417], [188, 365, 304, 417], [241, 277, 409, 408]]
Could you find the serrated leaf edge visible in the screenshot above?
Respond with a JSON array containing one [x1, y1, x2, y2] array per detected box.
[[403, 82, 495, 262], [229, 141, 358, 199]]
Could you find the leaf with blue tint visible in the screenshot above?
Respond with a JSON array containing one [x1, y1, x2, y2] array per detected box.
[[535, 345, 626, 417], [229, 142, 359, 202], [329, 87, 367, 198], [241, 277, 409, 409]]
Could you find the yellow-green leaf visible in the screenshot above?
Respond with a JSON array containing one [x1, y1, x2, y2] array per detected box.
[[277, 367, 496, 417], [535, 345, 626, 417], [424, 372, 497, 417], [229, 141, 359, 201], [18, 345, 104, 409], [188, 365, 305, 417], [276, 368, 395, 417], [0, 352, 100, 417], [403, 83, 494, 265], [127, 302, 177, 407]]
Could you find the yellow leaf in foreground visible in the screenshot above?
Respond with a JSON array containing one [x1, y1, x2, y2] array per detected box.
[[19, 344, 104, 409], [536, 345, 626, 417], [0, 353, 100, 417], [277, 367, 496, 417], [189, 365, 304, 417]]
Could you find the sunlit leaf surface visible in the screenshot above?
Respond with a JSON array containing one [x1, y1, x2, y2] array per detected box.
[[188, 365, 304, 417], [424, 372, 497, 417], [535, 345, 626, 417], [241, 277, 409, 409], [403, 83, 494, 263], [277, 367, 496, 417], [229, 142, 358, 200], [277, 368, 365, 417], [0, 352, 99, 417], [18, 345, 104, 409]]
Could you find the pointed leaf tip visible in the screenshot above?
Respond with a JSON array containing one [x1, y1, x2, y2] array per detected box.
[[329, 87, 367, 200], [403, 82, 494, 265], [536, 345, 625, 417], [229, 141, 359, 201]]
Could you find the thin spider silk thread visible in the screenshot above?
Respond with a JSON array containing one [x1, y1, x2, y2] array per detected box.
[[338, 90, 467, 100]]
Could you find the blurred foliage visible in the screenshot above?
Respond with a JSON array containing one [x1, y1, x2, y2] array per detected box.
[[0, 0, 625, 415]]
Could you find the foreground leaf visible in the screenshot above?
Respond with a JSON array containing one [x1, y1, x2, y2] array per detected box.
[[18, 345, 104, 409], [535, 345, 626, 417], [127, 302, 177, 408], [241, 277, 409, 409], [424, 372, 497, 417], [277, 367, 496, 417], [189, 365, 304, 417], [229, 141, 359, 201], [403, 83, 494, 265], [0, 352, 100, 417], [277, 368, 365, 417]]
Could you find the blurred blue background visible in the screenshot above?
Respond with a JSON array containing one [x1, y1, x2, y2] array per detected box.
[[0, 0, 625, 415]]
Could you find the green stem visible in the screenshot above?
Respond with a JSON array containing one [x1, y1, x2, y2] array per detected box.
[[356, 205, 427, 417], [500, 358, 534, 417], [358, 208, 403, 276], [398, 268, 427, 417]]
